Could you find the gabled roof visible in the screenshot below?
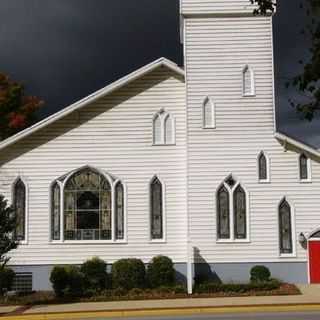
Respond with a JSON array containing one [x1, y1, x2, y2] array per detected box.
[[0, 57, 184, 151], [275, 132, 320, 158]]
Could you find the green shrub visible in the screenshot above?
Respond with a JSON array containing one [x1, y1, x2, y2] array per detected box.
[[80, 257, 108, 293], [0, 267, 15, 295], [50, 265, 84, 298], [147, 256, 175, 288], [64, 266, 84, 298], [50, 266, 69, 298], [250, 265, 271, 283], [112, 259, 146, 290], [195, 280, 280, 294]]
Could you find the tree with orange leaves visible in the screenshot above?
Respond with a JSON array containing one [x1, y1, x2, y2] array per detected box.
[[0, 73, 43, 140]]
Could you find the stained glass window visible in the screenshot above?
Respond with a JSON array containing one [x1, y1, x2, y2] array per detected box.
[[217, 185, 230, 239], [51, 182, 60, 240], [13, 179, 26, 241], [279, 199, 293, 254], [115, 181, 124, 240], [259, 152, 267, 181], [150, 177, 163, 240], [233, 185, 247, 239], [63, 168, 111, 240], [299, 154, 308, 180]]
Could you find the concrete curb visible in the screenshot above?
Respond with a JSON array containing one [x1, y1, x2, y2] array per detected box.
[[2, 303, 320, 320]]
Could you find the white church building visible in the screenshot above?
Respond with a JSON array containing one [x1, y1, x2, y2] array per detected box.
[[1, 0, 320, 291]]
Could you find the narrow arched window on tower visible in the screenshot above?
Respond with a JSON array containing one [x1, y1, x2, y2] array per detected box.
[[217, 185, 230, 239], [243, 65, 255, 96], [150, 177, 163, 240], [258, 152, 268, 181], [203, 97, 215, 128], [279, 199, 293, 254], [153, 110, 175, 145], [299, 154, 310, 181], [233, 185, 247, 239], [13, 178, 26, 241], [153, 114, 162, 145]]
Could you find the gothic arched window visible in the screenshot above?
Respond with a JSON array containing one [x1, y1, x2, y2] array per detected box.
[[217, 185, 230, 239], [153, 110, 175, 145], [233, 185, 246, 239], [203, 97, 215, 129], [258, 152, 269, 181], [115, 181, 124, 240], [242, 65, 255, 96], [51, 182, 61, 241], [13, 178, 26, 241], [279, 199, 293, 254], [299, 154, 310, 181], [150, 176, 163, 240]]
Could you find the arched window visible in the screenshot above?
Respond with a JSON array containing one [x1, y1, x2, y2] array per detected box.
[[51, 182, 61, 241], [217, 176, 248, 241], [153, 114, 162, 145], [242, 65, 255, 96], [115, 181, 124, 240], [153, 110, 175, 145], [203, 97, 215, 129], [279, 199, 293, 254], [64, 168, 112, 241], [150, 176, 163, 240], [299, 154, 310, 181], [233, 185, 246, 239], [217, 185, 230, 239], [258, 152, 268, 181], [13, 178, 26, 241]]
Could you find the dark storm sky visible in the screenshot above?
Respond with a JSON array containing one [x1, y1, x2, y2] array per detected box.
[[0, 0, 318, 146]]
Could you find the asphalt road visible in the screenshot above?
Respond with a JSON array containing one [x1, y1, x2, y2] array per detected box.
[[84, 311, 320, 320]]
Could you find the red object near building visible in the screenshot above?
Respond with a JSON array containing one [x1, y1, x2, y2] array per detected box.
[[309, 240, 320, 283]]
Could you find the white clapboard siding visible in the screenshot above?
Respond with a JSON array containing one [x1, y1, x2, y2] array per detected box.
[[181, 0, 256, 15], [185, 15, 320, 264], [0, 66, 187, 265]]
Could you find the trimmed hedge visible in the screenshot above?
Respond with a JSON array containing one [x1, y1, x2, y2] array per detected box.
[[250, 265, 271, 283], [112, 259, 146, 290], [0, 267, 15, 295], [80, 257, 108, 293], [195, 280, 281, 294], [147, 256, 175, 288]]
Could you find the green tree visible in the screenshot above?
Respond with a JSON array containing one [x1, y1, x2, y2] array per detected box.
[[251, 0, 320, 120], [0, 73, 43, 140], [0, 195, 18, 267]]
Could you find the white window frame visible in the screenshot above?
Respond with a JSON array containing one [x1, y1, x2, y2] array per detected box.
[[12, 176, 29, 245], [257, 151, 270, 183], [202, 96, 216, 129], [149, 175, 166, 243], [49, 166, 127, 244], [299, 153, 312, 183], [277, 197, 297, 258], [242, 65, 255, 97], [152, 109, 176, 146], [216, 178, 250, 244]]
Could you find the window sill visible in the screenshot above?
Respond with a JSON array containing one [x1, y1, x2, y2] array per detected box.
[[202, 126, 216, 130], [18, 240, 28, 246], [299, 179, 312, 184], [216, 239, 250, 244], [152, 143, 176, 147], [149, 239, 166, 244], [242, 93, 256, 97], [49, 240, 128, 245], [258, 179, 270, 184], [279, 253, 296, 258]]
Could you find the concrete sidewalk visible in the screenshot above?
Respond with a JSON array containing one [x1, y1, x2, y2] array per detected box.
[[1, 284, 320, 317]]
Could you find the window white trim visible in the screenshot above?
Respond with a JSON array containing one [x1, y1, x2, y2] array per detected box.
[[149, 175, 166, 243], [12, 176, 29, 245], [257, 151, 270, 183], [298, 153, 312, 183], [202, 96, 216, 129], [152, 109, 176, 146], [216, 177, 250, 243], [49, 166, 127, 244], [242, 65, 255, 97], [278, 197, 297, 258]]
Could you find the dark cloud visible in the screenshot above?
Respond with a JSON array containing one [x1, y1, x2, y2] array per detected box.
[[0, 0, 318, 146]]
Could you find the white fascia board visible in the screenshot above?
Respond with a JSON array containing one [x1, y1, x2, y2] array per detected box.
[[0, 58, 184, 151], [275, 132, 320, 159]]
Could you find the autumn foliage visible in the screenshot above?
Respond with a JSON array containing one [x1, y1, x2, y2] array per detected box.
[[0, 73, 43, 140]]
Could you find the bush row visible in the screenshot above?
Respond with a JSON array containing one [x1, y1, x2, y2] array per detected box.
[[50, 255, 176, 298], [195, 279, 281, 294]]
